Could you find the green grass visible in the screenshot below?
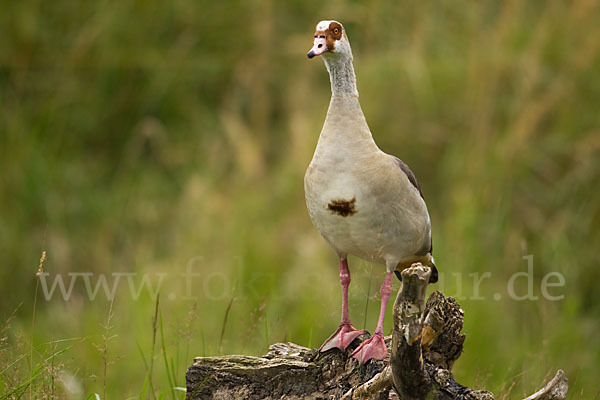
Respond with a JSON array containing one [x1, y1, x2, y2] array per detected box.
[[1, 0, 599, 398]]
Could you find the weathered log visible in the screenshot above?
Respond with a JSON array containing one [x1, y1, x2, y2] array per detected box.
[[186, 265, 568, 400], [185, 339, 390, 399]]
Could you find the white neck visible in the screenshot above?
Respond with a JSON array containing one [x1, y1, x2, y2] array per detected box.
[[323, 54, 358, 98], [314, 53, 379, 159]]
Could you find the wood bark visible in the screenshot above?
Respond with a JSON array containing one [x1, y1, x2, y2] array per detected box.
[[186, 265, 568, 400]]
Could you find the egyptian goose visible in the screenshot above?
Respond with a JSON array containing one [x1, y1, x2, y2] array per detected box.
[[304, 20, 438, 364]]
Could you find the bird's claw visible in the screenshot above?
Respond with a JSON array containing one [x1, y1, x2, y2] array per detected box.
[[319, 323, 365, 352], [351, 333, 387, 364]]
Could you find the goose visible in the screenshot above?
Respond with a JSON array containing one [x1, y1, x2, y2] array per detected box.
[[304, 20, 438, 364]]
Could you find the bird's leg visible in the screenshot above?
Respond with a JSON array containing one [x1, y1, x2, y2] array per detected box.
[[319, 258, 365, 352], [351, 271, 393, 363]]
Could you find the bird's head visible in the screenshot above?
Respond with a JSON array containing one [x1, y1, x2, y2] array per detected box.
[[307, 20, 352, 60]]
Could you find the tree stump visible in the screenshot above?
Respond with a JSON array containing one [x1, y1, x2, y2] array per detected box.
[[186, 265, 568, 400]]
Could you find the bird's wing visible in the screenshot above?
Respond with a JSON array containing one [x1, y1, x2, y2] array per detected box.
[[394, 156, 424, 200], [393, 156, 432, 255]]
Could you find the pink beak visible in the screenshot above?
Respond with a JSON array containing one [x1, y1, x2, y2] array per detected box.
[[307, 36, 328, 58]]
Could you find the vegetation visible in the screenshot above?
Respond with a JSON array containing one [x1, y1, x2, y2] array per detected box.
[[1, 0, 599, 398]]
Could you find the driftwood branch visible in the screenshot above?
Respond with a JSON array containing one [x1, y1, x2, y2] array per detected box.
[[186, 264, 568, 399], [523, 370, 568, 400], [390, 266, 432, 399], [389, 265, 494, 399]]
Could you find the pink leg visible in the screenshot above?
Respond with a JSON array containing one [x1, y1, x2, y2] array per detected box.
[[320, 259, 366, 352], [352, 272, 393, 363]]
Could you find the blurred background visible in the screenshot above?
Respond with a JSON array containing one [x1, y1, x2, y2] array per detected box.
[[1, 0, 599, 398]]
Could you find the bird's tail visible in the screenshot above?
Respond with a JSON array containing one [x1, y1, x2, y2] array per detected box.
[[428, 259, 439, 283]]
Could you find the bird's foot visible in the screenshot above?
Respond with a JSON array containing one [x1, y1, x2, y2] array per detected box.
[[351, 332, 386, 364], [319, 323, 365, 352]]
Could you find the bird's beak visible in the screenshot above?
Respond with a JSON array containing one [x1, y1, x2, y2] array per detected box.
[[307, 36, 328, 58]]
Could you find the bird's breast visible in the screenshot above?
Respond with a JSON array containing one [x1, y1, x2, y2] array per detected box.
[[304, 157, 430, 265]]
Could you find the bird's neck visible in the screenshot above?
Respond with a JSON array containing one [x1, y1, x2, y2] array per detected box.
[[323, 54, 358, 98], [316, 54, 379, 157]]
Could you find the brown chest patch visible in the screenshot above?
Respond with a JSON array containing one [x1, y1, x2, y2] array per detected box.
[[327, 197, 357, 217]]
